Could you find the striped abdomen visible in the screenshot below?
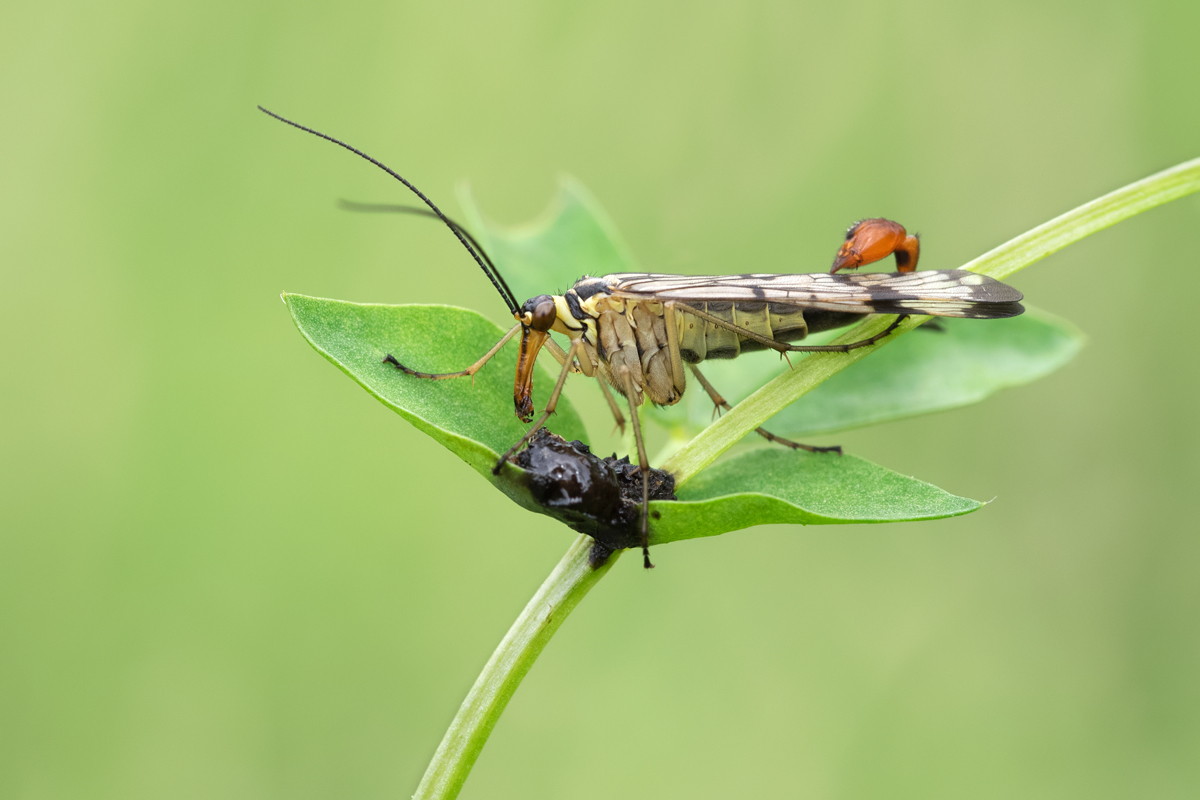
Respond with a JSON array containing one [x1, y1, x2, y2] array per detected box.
[[676, 301, 861, 362]]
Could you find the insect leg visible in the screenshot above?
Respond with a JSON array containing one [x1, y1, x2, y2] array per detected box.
[[688, 365, 841, 455], [789, 313, 908, 352], [384, 323, 521, 381], [595, 377, 627, 435], [674, 303, 908, 354], [661, 302, 688, 397], [616, 364, 654, 570], [492, 339, 583, 475], [542, 337, 583, 373]]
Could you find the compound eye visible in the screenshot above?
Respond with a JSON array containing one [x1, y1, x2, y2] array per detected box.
[[531, 299, 557, 332]]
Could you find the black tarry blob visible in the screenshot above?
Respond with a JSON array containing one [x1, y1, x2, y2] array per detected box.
[[515, 429, 676, 567]]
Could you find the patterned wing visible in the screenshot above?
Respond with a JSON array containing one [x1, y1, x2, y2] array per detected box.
[[606, 269, 1024, 319]]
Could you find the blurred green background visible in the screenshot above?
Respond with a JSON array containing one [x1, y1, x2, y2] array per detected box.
[[3, 1, 1199, 798]]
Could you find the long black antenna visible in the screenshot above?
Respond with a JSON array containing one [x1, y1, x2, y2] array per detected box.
[[258, 106, 521, 315]]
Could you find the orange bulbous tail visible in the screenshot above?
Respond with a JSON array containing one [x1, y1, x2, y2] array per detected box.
[[830, 218, 920, 274]]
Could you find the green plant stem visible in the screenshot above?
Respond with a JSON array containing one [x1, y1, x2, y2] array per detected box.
[[414, 154, 1200, 797], [963, 155, 1200, 281], [662, 155, 1200, 484], [413, 536, 620, 800]]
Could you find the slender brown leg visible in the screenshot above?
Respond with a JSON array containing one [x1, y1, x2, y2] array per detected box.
[[673, 304, 907, 356], [384, 323, 521, 382], [688, 364, 842, 455], [542, 337, 583, 373], [595, 377, 627, 435], [617, 365, 654, 569], [542, 336, 625, 432], [492, 339, 582, 475]]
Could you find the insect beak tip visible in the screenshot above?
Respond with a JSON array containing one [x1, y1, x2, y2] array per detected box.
[[513, 328, 548, 424]]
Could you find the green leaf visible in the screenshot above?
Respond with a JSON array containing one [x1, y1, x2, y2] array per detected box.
[[651, 306, 1083, 439], [283, 294, 590, 511], [457, 176, 638, 304], [650, 448, 981, 544]]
